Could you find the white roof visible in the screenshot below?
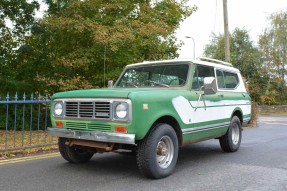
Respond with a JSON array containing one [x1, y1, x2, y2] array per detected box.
[[126, 57, 239, 73]]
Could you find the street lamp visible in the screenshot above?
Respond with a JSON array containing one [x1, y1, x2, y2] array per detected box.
[[185, 36, 195, 59]]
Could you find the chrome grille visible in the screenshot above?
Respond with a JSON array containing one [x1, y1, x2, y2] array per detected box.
[[65, 101, 111, 119], [65, 102, 78, 117], [95, 102, 110, 118], [79, 102, 93, 118]]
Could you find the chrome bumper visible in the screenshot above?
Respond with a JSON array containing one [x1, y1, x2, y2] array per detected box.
[[48, 127, 135, 145]]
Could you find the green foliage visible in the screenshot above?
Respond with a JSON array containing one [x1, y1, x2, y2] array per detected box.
[[259, 12, 287, 80], [258, 11, 287, 105], [0, 0, 39, 91], [0, 0, 39, 51], [15, 0, 195, 93]]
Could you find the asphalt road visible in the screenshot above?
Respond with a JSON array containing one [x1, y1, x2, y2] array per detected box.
[[1, 115, 287, 191]]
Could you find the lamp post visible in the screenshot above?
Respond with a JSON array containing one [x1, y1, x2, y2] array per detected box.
[[185, 36, 195, 59]]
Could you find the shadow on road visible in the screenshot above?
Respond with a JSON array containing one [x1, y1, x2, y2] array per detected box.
[[52, 140, 225, 179]]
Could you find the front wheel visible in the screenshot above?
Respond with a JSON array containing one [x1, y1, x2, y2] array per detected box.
[[136, 123, 178, 179], [58, 138, 94, 163], [219, 116, 242, 152]]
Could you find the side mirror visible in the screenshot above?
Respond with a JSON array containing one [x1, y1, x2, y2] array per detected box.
[[108, 80, 113, 88], [203, 77, 217, 95]]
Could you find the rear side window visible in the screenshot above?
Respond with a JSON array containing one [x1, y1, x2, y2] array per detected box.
[[216, 70, 239, 89]]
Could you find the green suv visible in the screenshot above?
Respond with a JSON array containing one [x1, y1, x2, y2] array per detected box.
[[48, 57, 251, 179]]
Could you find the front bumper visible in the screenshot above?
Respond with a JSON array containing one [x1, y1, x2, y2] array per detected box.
[[48, 127, 135, 145]]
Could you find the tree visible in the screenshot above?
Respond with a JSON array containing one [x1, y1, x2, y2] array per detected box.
[[16, 0, 196, 93], [258, 11, 287, 104], [204, 28, 267, 102], [0, 0, 39, 92]]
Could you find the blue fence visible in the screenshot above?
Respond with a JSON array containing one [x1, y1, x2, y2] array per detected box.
[[0, 92, 57, 152]]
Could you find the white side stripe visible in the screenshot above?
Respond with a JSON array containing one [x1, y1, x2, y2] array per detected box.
[[172, 96, 251, 125]]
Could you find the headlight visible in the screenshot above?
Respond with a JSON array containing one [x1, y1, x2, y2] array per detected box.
[[115, 102, 128, 119], [54, 102, 63, 116]]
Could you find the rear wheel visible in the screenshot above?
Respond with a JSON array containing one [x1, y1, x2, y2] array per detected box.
[[58, 138, 94, 163], [136, 123, 178, 179], [219, 116, 242, 152]]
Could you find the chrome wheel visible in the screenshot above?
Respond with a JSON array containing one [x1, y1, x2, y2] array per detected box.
[[231, 124, 240, 145], [156, 136, 174, 169]]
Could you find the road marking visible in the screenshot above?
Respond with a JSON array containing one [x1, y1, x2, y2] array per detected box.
[[0, 153, 60, 165]]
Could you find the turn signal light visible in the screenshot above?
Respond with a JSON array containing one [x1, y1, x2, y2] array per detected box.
[[55, 121, 64, 128], [115, 126, 127, 133]]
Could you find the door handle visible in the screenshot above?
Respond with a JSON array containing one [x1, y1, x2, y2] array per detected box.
[[218, 94, 224, 98]]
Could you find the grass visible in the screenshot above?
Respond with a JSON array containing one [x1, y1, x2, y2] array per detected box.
[[0, 130, 58, 159]]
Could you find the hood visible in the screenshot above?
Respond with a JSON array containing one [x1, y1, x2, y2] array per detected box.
[[52, 88, 173, 99]]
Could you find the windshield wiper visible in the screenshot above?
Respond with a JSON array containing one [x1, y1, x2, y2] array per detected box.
[[146, 80, 170, 88]]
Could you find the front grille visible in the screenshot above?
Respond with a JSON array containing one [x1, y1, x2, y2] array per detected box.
[[66, 122, 86, 129], [66, 122, 111, 132], [95, 102, 110, 118], [79, 102, 93, 118], [65, 102, 78, 117], [65, 101, 111, 119]]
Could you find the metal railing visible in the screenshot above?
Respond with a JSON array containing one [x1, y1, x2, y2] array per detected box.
[[0, 92, 57, 152]]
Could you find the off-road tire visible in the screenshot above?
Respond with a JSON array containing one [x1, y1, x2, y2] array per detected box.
[[136, 123, 178, 179], [219, 116, 242, 152], [58, 138, 94, 163]]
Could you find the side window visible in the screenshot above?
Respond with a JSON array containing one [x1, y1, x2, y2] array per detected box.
[[192, 64, 215, 90], [224, 71, 239, 88], [216, 70, 225, 89], [216, 69, 239, 89], [192, 65, 199, 90]]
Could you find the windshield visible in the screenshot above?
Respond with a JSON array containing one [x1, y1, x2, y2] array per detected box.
[[115, 63, 189, 88]]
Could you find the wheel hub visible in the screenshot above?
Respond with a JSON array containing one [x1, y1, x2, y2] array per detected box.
[[157, 145, 168, 156], [156, 136, 174, 169]]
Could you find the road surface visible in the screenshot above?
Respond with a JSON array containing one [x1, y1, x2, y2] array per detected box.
[[0, 115, 287, 191]]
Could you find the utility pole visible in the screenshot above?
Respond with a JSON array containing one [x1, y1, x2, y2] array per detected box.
[[223, 0, 230, 62]]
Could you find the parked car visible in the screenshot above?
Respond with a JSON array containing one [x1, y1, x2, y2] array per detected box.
[[48, 57, 251, 179]]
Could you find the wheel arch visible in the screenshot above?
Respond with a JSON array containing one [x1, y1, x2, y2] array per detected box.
[[145, 115, 183, 147], [231, 108, 243, 125]]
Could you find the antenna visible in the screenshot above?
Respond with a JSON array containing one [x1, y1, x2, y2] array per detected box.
[[104, 45, 106, 87]]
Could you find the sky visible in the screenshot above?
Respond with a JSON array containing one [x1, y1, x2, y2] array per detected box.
[[176, 0, 287, 59]]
